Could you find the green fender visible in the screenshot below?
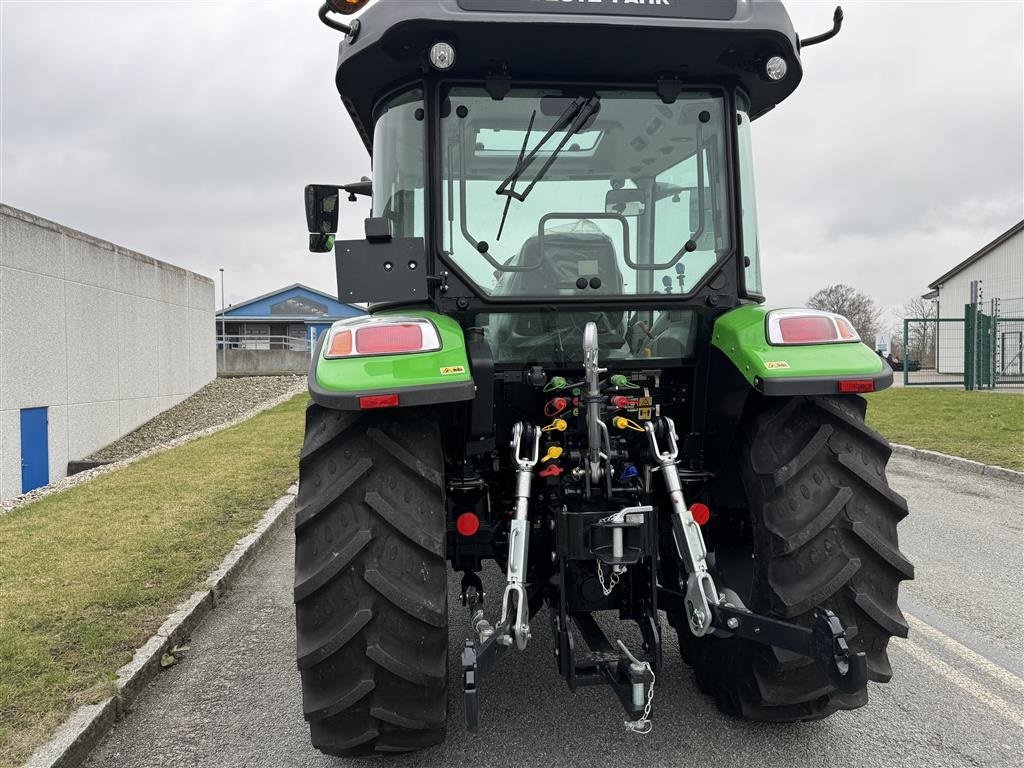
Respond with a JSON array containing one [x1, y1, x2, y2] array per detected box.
[[309, 310, 475, 410], [711, 305, 892, 396]]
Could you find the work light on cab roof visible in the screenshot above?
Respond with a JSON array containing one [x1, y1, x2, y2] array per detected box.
[[294, 0, 912, 757]]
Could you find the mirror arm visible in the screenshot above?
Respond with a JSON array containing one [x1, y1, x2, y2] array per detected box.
[[317, 3, 353, 35], [800, 6, 844, 49], [341, 179, 372, 202]]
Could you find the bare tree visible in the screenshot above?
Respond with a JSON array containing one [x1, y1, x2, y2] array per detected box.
[[806, 284, 883, 342], [901, 295, 937, 367]]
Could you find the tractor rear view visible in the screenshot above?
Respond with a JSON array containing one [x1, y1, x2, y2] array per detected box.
[[296, 0, 912, 755]]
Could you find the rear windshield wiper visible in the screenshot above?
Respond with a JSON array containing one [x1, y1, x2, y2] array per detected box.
[[494, 95, 600, 205]]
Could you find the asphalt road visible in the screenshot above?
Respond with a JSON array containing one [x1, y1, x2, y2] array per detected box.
[[84, 456, 1024, 768]]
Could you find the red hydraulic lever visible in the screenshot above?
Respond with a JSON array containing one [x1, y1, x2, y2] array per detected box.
[[539, 464, 564, 478]]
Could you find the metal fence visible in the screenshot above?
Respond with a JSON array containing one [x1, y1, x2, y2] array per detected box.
[[217, 334, 317, 353], [901, 318, 965, 387], [902, 293, 1024, 390]]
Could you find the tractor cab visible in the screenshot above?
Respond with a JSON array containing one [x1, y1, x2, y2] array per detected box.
[[307, 0, 828, 364]]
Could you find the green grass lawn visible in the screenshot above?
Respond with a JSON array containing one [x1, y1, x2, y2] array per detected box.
[[866, 388, 1024, 471], [0, 394, 307, 767]]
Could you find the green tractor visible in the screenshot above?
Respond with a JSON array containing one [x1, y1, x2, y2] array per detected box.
[[297, 0, 912, 756]]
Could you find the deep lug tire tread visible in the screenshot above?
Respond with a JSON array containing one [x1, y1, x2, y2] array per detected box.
[[674, 394, 913, 721], [294, 404, 448, 757]]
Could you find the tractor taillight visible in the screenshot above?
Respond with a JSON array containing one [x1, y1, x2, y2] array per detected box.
[[779, 315, 837, 343], [838, 379, 876, 393], [356, 324, 423, 354], [767, 309, 861, 346], [359, 394, 400, 409], [327, 330, 353, 357], [324, 317, 442, 359]]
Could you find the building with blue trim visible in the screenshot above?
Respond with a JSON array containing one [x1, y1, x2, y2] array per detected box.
[[215, 284, 364, 351]]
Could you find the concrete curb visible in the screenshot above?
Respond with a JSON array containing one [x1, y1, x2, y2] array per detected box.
[[22, 483, 299, 768], [891, 444, 1024, 485]]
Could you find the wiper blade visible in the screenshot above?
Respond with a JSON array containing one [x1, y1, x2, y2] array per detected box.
[[495, 95, 599, 204], [496, 110, 536, 241]]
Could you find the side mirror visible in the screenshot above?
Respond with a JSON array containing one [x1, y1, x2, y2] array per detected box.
[[309, 233, 335, 253], [605, 188, 646, 217], [305, 184, 340, 250]]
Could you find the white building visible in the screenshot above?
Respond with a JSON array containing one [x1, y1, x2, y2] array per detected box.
[[924, 220, 1023, 377], [1, 205, 216, 501]]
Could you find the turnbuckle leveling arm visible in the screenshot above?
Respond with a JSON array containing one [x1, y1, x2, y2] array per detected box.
[[645, 418, 868, 695], [645, 417, 719, 636], [500, 422, 540, 651], [463, 422, 539, 731]]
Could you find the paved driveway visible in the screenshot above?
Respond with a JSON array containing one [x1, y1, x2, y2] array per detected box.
[[85, 456, 1023, 768]]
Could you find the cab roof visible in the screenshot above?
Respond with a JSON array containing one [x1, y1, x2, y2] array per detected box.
[[333, 0, 804, 149]]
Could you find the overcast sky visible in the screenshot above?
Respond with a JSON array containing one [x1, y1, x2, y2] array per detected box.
[[2, 1, 1022, 322]]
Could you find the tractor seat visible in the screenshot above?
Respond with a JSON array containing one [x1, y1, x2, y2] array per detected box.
[[494, 224, 628, 351], [505, 225, 624, 297]]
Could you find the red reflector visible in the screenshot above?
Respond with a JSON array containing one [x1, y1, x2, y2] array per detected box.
[[355, 324, 423, 354], [358, 393, 400, 409], [778, 316, 839, 343], [456, 512, 480, 537], [690, 503, 711, 526], [838, 379, 875, 393]]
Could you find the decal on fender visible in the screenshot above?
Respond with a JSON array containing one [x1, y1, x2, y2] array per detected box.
[[440, 365, 466, 376]]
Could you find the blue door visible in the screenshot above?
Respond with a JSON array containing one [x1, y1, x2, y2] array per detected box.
[[20, 407, 49, 494]]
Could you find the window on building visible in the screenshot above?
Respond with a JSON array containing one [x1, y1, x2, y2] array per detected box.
[[270, 297, 328, 316]]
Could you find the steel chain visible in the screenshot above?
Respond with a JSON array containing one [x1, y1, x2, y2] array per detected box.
[[624, 663, 655, 734], [596, 560, 620, 596]]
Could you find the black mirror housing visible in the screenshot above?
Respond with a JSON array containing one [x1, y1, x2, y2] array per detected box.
[[309, 233, 335, 253], [305, 184, 340, 236]]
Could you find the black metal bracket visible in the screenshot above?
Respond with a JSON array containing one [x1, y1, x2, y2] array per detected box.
[[551, 611, 658, 720], [708, 603, 868, 695], [462, 614, 511, 732]]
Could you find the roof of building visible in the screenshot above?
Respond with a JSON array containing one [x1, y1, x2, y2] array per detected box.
[[928, 219, 1024, 290], [215, 283, 365, 319]]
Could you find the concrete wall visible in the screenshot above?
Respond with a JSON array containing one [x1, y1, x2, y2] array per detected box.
[[218, 349, 313, 374], [0, 204, 216, 501]]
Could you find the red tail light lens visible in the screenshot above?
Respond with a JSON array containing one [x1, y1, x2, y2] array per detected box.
[[767, 309, 861, 346], [324, 318, 441, 358], [838, 379, 876, 393], [778, 316, 838, 343], [359, 394, 400, 409], [355, 324, 423, 354]]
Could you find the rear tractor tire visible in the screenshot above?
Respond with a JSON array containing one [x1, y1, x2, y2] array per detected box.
[[294, 404, 448, 756], [675, 394, 914, 721]]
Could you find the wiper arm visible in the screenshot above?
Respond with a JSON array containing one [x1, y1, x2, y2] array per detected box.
[[495, 95, 599, 204], [496, 110, 536, 241]]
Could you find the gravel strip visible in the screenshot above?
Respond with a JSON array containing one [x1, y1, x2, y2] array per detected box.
[[89, 376, 306, 461], [1, 377, 307, 515]]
